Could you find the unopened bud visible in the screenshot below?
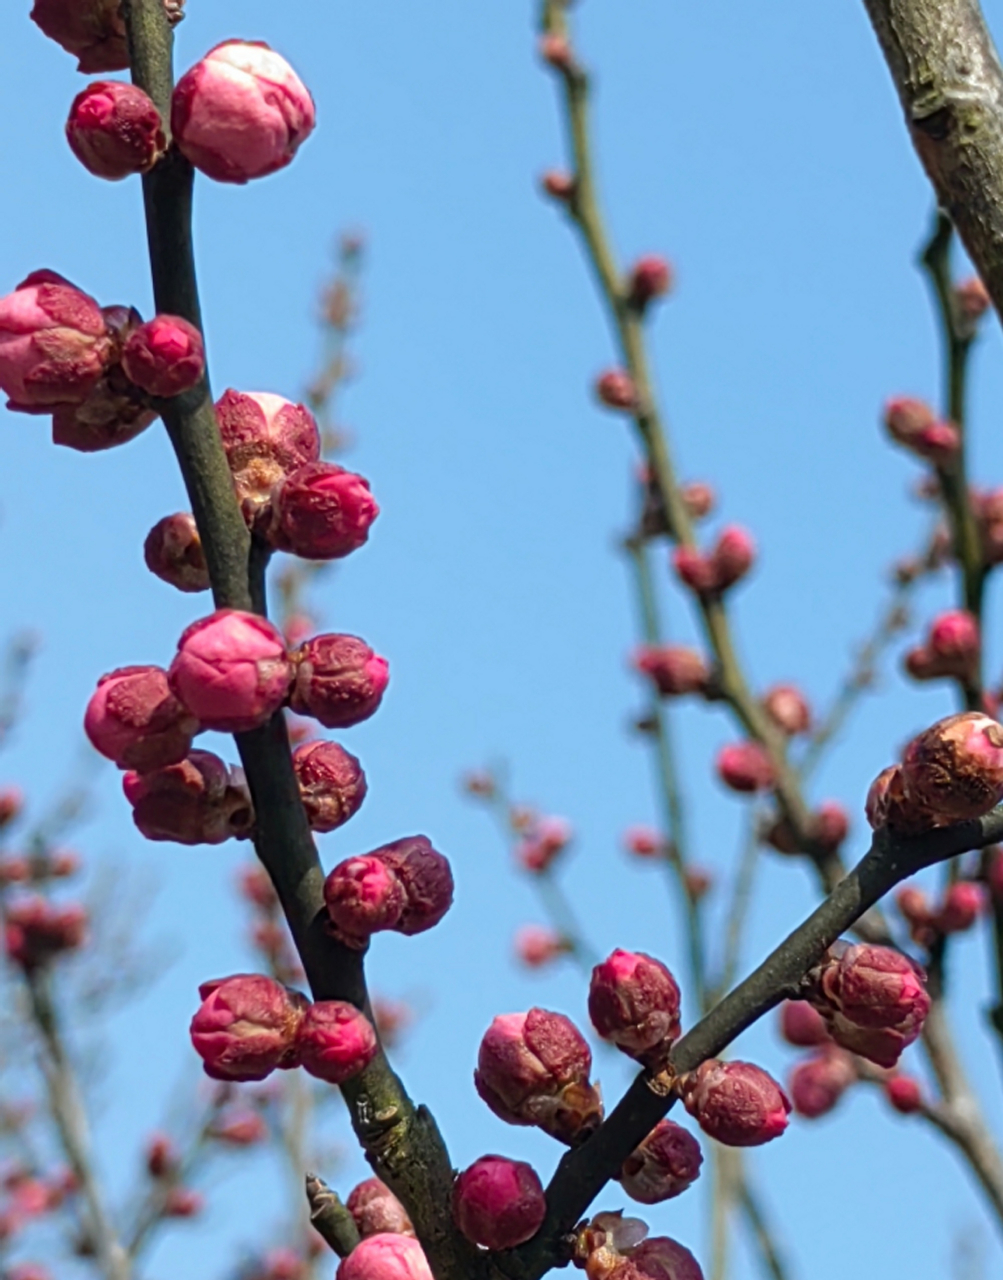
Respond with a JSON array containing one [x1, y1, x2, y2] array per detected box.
[[31, 0, 184, 73], [121, 315, 204, 398], [885, 1074, 923, 1114], [66, 82, 165, 180], [189, 973, 307, 1081], [295, 1001, 377, 1084], [778, 1000, 830, 1048], [618, 1238, 704, 1280], [336, 1234, 432, 1280], [883, 396, 961, 465], [540, 170, 575, 201], [323, 836, 453, 946], [144, 513, 210, 593], [515, 925, 567, 968], [267, 462, 379, 559], [145, 1133, 178, 1179], [622, 826, 663, 859], [762, 684, 811, 736], [680, 1059, 790, 1147], [955, 276, 991, 325], [292, 740, 366, 833], [619, 1120, 702, 1204], [290, 633, 389, 728], [935, 880, 984, 933], [4, 898, 87, 968], [516, 816, 573, 873], [788, 1048, 856, 1119], [215, 389, 320, 513], [680, 481, 715, 520], [632, 646, 709, 698], [84, 665, 198, 772], [865, 764, 937, 836], [123, 749, 254, 844], [452, 1155, 547, 1250], [346, 1179, 413, 1239], [901, 711, 1003, 821], [595, 370, 637, 411], [627, 256, 673, 310], [715, 742, 775, 794], [588, 949, 681, 1068], [50, 358, 156, 452]]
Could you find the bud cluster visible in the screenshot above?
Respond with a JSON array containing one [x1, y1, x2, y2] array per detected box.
[[323, 836, 454, 947], [896, 878, 985, 947], [672, 526, 755, 596], [883, 396, 959, 465], [904, 610, 980, 685]]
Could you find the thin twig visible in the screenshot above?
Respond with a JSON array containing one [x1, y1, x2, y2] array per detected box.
[[306, 1173, 360, 1259]]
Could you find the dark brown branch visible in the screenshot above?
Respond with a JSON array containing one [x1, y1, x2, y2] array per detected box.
[[306, 1173, 361, 1258]]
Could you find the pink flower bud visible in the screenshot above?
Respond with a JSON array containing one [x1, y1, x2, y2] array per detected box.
[[788, 1048, 856, 1118], [680, 1060, 790, 1147], [865, 764, 937, 836], [289, 633, 389, 728], [346, 1179, 414, 1239], [595, 370, 637, 411], [900, 712, 1003, 821], [762, 684, 811, 736], [623, 826, 663, 859], [628, 256, 674, 310], [452, 1155, 546, 1250], [84, 665, 198, 772], [883, 396, 956, 463], [935, 881, 985, 933], [146, 1133, 178, 1178], [210, 1109, 267, 1145], [813, 801, 850, 851], [516, 816, 573, 873], [267, 462, 379, 559], [715, 742, 775, 794], [31, 0, 184, 73], [294, 1001, 377, 1084], [632, 646, 709, 698], [885, 1074, 924, 1114], [0, 788, 22, 829], [66, 81, 165, 180], [171, 41, 316, 184], [336, 1234, 433, 1280], [956, 276, 991, 324], [50, 360, 156, 452], [189, 973, 307, 1082], [671, 546, 718, 594], [779, 1000, 830, 1047], [163, 1187, 202, 1218], [0, 271, 112, 413], [541, 170, 576, 201], [4, 898, 87, 969], [121, 315, 204, 398], [123, 749, 254, 844], [323, 836, 453, 945], [680, 481, 715, 520], [291, 741, 366, 833], [623, 1237, 705, 1280], [144, 513, 210, 593], [475, 1008, 603, 1143], [588, 949, 682, 1068], [539, 34, 574, 70], [711, 525, 756, 590], [619, 1120, 702, 1204], [896, 884, 933, 934], [516, 925, 567, 968], [168, 610, 293, 733], [809, 943, 930, 1068], [215, 389, 321, 512]]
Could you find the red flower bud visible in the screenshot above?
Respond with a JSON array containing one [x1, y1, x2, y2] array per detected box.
[[323, 836, 453, 946], [346, 1179, 414, 1239], [516, 816, 573, 873], [935, 881, 985, 934], [189, 973, 307, 1082], [50, 357, 157, 452], [145, 1133, 178, 1178], [632, 646, 709, 698], [762, 684, 811, 736], [123, 749, 254, 844], [144, 513, 210, 593], [595, 370, 637, 411], [336, 1234, 433, 1280], [905, 610, 981, 683], [813, 801, 850, 851], [515, 925, 567, 968], [0, 788, 22, 829], [588, 949, 682, 1068], [295, 1001, 377, 1084], [711, 525, 756, 589], [883, 397, 960, 464], [290, 633, 389, 728], [452, 1155, 546, 1250], [267, 462, 379, 559], [622, 1236, 705, 1280], [292, 740, 366, 833], [540, 170, 576, 201], [865, 764, 937, 836], [627, 256, 674, 310], [215, 389, 321, 513], [900, 712, 1003, 822], [84, 665, 198, 772], [680, 1060, 790, 1147], [680, 481, 715, 520], [121, 315, 204, 398], [619, 1120, 702, 1204], [671, 546, 717, 594], [778, 1000, 830, 1047], [475, 1008, 603, 1144], [623, 826, 663, 859], [31, 0, 183, 73], [4, 898, 87, 969], [788, 1048, 856, 1119], [715, 742, 775, 794], [66, 81, 166, 180], [163, 1187, 202, 1218], [885, 1074, 924, 1114]]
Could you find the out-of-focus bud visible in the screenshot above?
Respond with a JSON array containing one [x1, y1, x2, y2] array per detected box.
[[168, 610, 293, 733], [261, 1250, 305, 1280], [671, 546, 715, 595], [50, 358, 157, 452], [684, 867, 713, 900], [346, 1179, 414, 1239], [66, 82, 165, 180], [905, 610, 980, 683], [623, 826, 664, 859], [813, 801, 850, 852], [711, 525, 756, 589], [266, 462, 379, 559], [210, 1109, 267, 1146], [452, 1155, 547, 1250], [627, 256, 674, 311], [290, 633, 389, 728], [883, 396, 960, 465], [215, 389, 321, 513], [715, 742, 775, 794], [538, 34, 573, 70], [588, 949, 681, 1069], [900, 712, 1003, 822], [788, 1048, 856, 1119], [145, 1133, 178, 1179], [762, 684, 811, 736], [779, 1000, 830, 1048], [807, 943, 930, 1068], [679, 1060, 790, 1147], [680, 481, 715, 520], [0, 788, 22, 829], [31, 0, 184, 72], [515, 925, 568, 968], [0, 271, 112, 413], [595, 370, 637, 411], [84, 665, 199, 772], [4, 898, 87, 968], [619, 1120, 702, 1204], [885, 1074, 924, 1114], [621, 1237, 705, 1280], [462, 770, 496, 799], [516, 816, 573, 873], [474, 1008, 603, 1144], [144, 513, 210, 593], [632, 646, 709, 698], [121, 315, 204, 398], [540, 170, 575, 201], [896, 884, 933, 939], [336, 1234, 433, 1280], [292, 740, 366, 833], [955, 276, 991, 326], [935, 880, 985, 934], [123, 749, 254, 844], [295, 1001, 377, 1084], [864, 764, 937, 837], [323, 836, 453, 946], [171, 41, 316, 184], [189, 973, 307, 1082], [163, 1187, 203, 1218]]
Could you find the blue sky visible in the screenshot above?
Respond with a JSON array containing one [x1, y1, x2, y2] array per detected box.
[[2, 2, 1003, 1278]]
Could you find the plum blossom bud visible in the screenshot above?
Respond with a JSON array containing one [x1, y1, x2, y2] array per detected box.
[[711, 526, 756, 589], [865, 764, 936, 837], [0, 271, 112, 413], [516, 816, 573, 873], [516, 925, 567, 968], [762, 684, 811, 736], [121, 315, 204, 398], [623, 826, 663, 859], [680, 481, 715, 520], [788, 1048, 856, 1119], [323, 836, 453, 946], [145, 1133, 178, 1179], [538, 34, 573, 70], [452, 1155, 547, 1250], [267, 462, 379, 559], [346, 1179, 413, 1239], [31, 0, 183, 72], [123, 749, 254, 844], [144, 513, 210, 593], [168, 610, 293, 733], [0, 789, 22, 829], [632, 646, 709, 698], [171, 42, 316, 184], [215, 390, 321, 513], [84, 665, 198, 772], [680, 1060, 790, 1147], [50, 359, 156, 452], [716, 742, 775, 794], [164, 1187, 202, 1218], [4, 899, 87, 969], [66, 82, 165, 180], [290, 633, 389, 728], [336, 1234, 433, 1280], [595, 370, 637, 411], [292, 741, 366, 833], [210, 1109, 267, 1145], [620, 1237, 705, 1280], [900, 712, 1003, 821], [885, 1074, 923, 1114], [189, 973, 307, 1082], [905, 610, 980, 683], [628, 256, 674, 310], [808, 943, 930, 1068], [813, 801, 850, 852], [779, 1000, 830, 1047], [588, 950, 681, 1068], [955, 276, 991, 325], [883, 396, 960, 465], [541, 170, 575, 201], [294, 1001, 377, 1084], [671, 546, 717, 595], [896, 884, 933, 935], [935, 881, 985, 934], [475, 1008, 603, 1143], [619, 1120, 702, 1204]]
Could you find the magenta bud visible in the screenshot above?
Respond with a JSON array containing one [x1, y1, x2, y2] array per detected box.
[[215, 389, 321, 512], [628, 256, 674, 310], [50, 361, 157, 452], [711, 525, 756, 589], [619, 1119, 702, 1204], [762, 684, 811, 736], [595, 369, 637, 410], [171, 41, 316, 184], [715, 742, 775, 794], [885, 1074, 924, 1114], [882, 396, 961, 464], [168, 609, 293, 733], [31, 0, 183, 73], [66, 81, 165, 180], [189, 973, 307, 1082], [84, 664, 198, 771], [900, 712, 1003, 821], [121, 315, 204, 398], [779, 1000, 830, 1048], [680, 1060, 790, 1147], [812, 801, 850, 851], [935, 881, 985, 933], [292, 740, 366, 833], [336, 1234, 433, 1280], [452, 1155, 546, 1250], [4, 898, 87, 969], [123, 749, 254, 844], [290, 633, 389, 728], [294, 1001, 377, 1084], [623, 1237, 705, 1280], [588, 949, 682, 1068], [267, 461, 379, 559], [632, 645, 710, 698], [323, 836, 453, 946], [346, 1179, 414, 1239], [144, 513, 210, 593], [788, 1048, 856, 1119], [671, 545, 718, 595]]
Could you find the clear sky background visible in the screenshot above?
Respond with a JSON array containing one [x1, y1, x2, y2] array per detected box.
[[2, 2, 1003, 1278]]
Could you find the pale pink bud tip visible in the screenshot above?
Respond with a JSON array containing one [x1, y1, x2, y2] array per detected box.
[[453, 1155, 546, 1250], [900, 712, 1003, 822], [620, 1119, 702, 1204], [66, 81, 166, 180], [516, 925, 567, 968], [172, 41, 316, 184], [290, 633, 389, 728], [124, 749, 254, 844], [595, 369, 637, 411], [189, 973, 307, 1082], [121, 315, 204, 397], [168, 609, 293, 733], [144, 513, 210, 593], [84, 664, 198, 772], [681, 1059, 790, 1147], [632, 645, 709, 698], [295, 1001, 377, 1084], [346, 1179, 414, 1239], [293, 741, 366, 833], [716, 741, 775, 794], [762, 684, 811, 736], [323, 836, 453, 946], [32, 0, 184, 73], [788, 1049, 856, 1119], [628, 256, 674, 309], [588, 949, 681, 1068], [336, 1234, 433, 1280], [886, 1074, 924, 1114], [215, 389, 321, 512], [267, 462, 379, 559]]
